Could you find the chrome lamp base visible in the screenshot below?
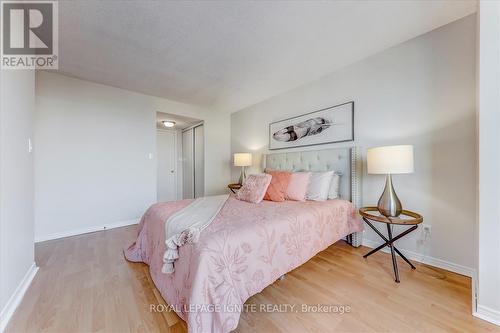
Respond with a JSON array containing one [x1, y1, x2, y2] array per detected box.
[[377, 174, 402, 217], [238, 166, 247, 185]]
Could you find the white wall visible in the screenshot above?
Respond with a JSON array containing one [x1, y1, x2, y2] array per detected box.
[[0, 69, 36, 330], [475, 1, 500, 326], [231, 15, 476, 272], [35, 72, 230, 241]]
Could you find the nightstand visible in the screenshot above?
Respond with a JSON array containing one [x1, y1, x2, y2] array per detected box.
[[359, 207, 423, 283], [227, 183, 242, 194]]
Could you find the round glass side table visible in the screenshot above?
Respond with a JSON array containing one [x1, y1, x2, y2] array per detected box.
[[359, 207, 423, 283]]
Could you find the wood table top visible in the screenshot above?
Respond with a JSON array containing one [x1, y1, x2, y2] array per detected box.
[[359, 207, 423, 225]]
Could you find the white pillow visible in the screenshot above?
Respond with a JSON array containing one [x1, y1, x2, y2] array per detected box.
[[306, 171, 334, 201], [328, 172, 342, 199]]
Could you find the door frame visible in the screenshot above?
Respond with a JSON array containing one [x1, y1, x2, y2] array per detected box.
[[156, 128, 178, 201], [182, 122, 205, 198]]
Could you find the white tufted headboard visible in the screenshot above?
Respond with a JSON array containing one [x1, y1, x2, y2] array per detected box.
[[264, 147, 363, 246]]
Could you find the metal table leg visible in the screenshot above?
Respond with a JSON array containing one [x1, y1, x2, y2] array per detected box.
[[362, 217, 418, 282], [387, 224, 400, 283]]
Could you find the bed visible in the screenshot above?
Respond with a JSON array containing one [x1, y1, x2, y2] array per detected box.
[[125, 147, 364, 332]]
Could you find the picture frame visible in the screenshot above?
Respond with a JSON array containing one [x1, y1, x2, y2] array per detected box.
[[269, 101, 354, 150]]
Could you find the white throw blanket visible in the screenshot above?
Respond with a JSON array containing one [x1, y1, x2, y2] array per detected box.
[[162, 194, 229, 274]]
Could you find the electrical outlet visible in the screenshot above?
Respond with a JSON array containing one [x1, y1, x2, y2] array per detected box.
[[422, 224, 431, 240]]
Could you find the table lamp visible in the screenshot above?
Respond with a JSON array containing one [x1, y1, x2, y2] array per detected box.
[[367, 145, 414, 217], [234, 153, 252, 185]]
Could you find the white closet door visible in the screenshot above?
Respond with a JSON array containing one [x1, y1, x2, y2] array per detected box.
[[182, 129, 194, 199], [157, 130, 177, 202], [194, 125, 204, 198]]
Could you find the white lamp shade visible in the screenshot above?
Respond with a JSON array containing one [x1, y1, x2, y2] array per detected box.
[[234, 153, 252, 167], [367, 145, 414, 174]]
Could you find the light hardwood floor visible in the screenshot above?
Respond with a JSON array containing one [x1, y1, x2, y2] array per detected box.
[[6, 225, 499, 333]]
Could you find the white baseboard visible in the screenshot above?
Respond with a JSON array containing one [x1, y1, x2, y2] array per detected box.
[[0, 263, 39, 332], [362, 238, 474, 277], [35, 218, 140, 243], [474, 305, 500, 326]]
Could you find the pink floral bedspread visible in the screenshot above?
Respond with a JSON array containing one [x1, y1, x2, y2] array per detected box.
[[124, 195, 363, 333]]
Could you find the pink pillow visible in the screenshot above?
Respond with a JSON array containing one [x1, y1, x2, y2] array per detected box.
[[236, 174, 272, 203], [286, 172, 311, 201], [264, 170, 292, 202]]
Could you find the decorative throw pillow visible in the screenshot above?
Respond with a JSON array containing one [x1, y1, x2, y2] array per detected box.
[[306, 171, 334, 201], [286, 172, 311, 201], [236, 174, 272, 204], [264, 170, 292, 202], [328, 172, 342, 199]]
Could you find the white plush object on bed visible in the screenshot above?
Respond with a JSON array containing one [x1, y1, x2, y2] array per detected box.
[[306, 171, 334, 201], [162, 194, 229, 273], [328, 173, 341, 199]]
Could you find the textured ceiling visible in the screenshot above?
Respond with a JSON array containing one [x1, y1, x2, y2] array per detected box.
[[57, 0, 476, 112]]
